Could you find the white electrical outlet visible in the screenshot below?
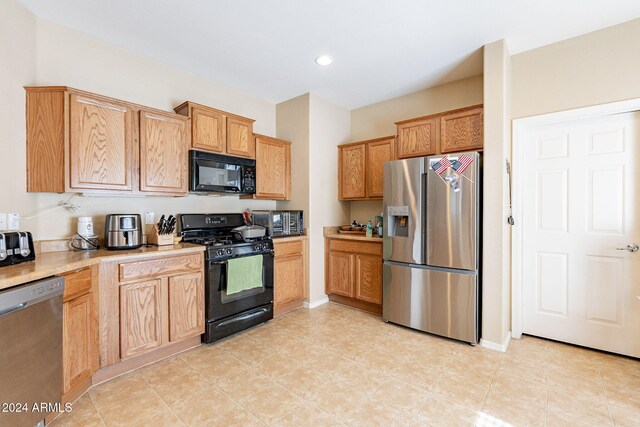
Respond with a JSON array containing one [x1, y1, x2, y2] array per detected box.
[[145, 212, 155, 224], [0, 213, 7, 231], [7, 213, 19, 230]]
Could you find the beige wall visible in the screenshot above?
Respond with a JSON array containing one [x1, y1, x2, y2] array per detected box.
[[307, 94, 350, 303], [348, 75, 484, 224], [0, 0, 37, 228], [351, 75, 484, 141], [512, 18, 640, 119], [482, 40, 512, 348], [276, 94, 310, 214], [277, 93, 350, 304], [0, 0, 277, 240], [275, 94, 311, 297]]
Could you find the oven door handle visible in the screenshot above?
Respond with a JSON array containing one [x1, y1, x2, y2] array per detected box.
[[211, 260, 228, 266], [217, 307, 270, 327]]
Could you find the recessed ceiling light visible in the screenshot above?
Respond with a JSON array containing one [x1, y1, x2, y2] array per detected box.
[[315, 55, 333, 66]]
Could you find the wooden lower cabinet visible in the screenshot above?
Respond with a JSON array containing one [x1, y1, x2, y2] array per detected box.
[[168, 272, 205, 342], [273, 237, 307, 315], [325, 238, 383, 314], [327, 251, 354, 297], [119, 279, 163, 359], [60, 267, 98, 400], [355, 254, 383, 305], [62, 294, 93, 394], [115, 252, 205, 361]]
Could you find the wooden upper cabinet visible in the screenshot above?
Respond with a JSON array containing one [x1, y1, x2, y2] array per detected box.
[[69, 94, 133, 191], [226, 116, 255, 158], [338, 136, 395, 200], [396, 117, 438, 159], [139, 109, 189, 195], [366, 137, 395, 198], [394, 105, 484, 158], [168, 272, 204, 342], [191, 106, 226, 153], [254, 134, 291, 200], [339, 143, 367, 199], [26, 87, 191, 195], [119, 279, 163, 359], [26, 89, 66, 192], [439, 106, 484, 153], [174, 101, 256, 158]]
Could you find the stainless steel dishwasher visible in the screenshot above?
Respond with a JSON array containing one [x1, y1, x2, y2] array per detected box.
[[0, 276, 64, 427]]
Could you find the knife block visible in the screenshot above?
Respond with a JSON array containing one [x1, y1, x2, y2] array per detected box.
[[148, 225, 174, 246]]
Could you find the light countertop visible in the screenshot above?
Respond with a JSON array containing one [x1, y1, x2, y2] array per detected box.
[[0, 243, 205, 291], [323, 226, 383, 243]]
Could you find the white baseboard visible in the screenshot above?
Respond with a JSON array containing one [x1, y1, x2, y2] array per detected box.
[[480, 332, 512, 352], [303, 296, 329, 309]]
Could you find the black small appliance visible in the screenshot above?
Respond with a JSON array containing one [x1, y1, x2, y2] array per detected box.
[[0, 231, 35, 268], [190, 151, 256, 194]]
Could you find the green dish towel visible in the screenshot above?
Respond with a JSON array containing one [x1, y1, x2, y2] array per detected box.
[[226, 255, 264, 295]]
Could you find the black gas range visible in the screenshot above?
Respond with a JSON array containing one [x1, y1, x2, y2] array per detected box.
[[180, 213, 274, 343]]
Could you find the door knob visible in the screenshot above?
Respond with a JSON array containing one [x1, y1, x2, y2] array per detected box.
[[616, 243, 639, 252]]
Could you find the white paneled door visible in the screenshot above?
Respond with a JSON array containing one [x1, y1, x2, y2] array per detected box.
[[521, 112, 640, 358]]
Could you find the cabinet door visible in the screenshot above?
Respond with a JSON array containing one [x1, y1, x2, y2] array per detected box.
[[339, 144, 367, 199], [255, 136, 291, 200], [328, 251, 354, 297], [63, 294, 93, 394], [274, 253, 305, 306], [366, 138, 395, 198], [440, 107, 483, 153], [226, 117, 255, 158], [120, 279, 162, 359], [191, 106, 226, 153], [396, 118, 437, 159], [355, 254, 382, 305], [168, 272, 204, 342], [139, 110, 189, 195], [69, 94, 133, 191]]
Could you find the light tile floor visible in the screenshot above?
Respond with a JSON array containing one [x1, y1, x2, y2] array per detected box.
[[52, 303, 640, 426]]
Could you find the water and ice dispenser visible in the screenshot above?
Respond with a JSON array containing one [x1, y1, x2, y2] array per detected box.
[[387, 205, 409, 237]]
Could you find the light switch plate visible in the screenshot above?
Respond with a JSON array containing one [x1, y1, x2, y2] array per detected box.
[[145, 212, 155, 224], [7, 213, 19, 230], [0, 213, 6, 231]]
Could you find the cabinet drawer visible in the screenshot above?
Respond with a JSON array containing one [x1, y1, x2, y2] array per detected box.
[[119, 254, 202, 282], [62, 267, 92, 302], [329, 239, 382, 256], [274, 240, 303, 257]]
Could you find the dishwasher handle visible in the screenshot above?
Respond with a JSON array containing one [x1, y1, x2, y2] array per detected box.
[[0, 301, 28, 317], [0, 276, 64, 314]]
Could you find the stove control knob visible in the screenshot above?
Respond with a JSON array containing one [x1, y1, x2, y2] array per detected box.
[[217, 249, 224, 256], [255, 244, 262, 251], [226, 248, 233, 256]]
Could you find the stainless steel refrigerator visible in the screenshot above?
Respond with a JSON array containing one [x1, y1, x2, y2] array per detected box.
[[382, 151, 480, 344]]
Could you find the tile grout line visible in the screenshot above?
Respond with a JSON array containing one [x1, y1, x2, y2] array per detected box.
[[137, 370, 187, 426], [596, 360, 616, 427], [86, 392, 108, 426]]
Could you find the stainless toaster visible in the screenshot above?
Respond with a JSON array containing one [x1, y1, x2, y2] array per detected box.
[[104, 214, 143, 250]]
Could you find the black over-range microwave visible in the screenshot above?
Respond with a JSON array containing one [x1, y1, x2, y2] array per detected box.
[[190, 150, 256, 194]]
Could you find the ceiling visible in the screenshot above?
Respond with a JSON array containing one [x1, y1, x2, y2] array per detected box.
[[17, 0, 640, 109]]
